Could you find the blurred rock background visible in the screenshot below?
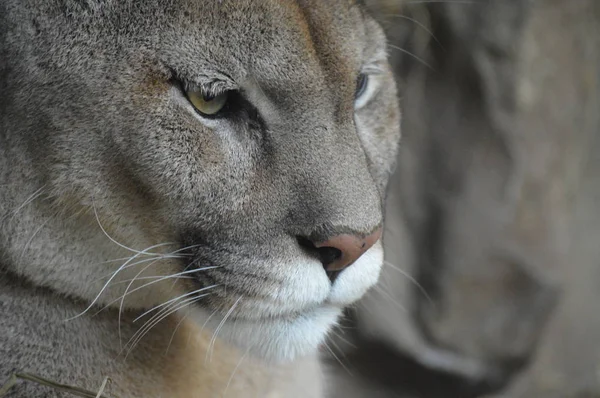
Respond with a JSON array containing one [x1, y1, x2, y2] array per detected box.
[[326, 1, 600, 397]]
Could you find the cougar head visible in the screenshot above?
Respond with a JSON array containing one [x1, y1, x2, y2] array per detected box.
[[0, 0, 400, 361]]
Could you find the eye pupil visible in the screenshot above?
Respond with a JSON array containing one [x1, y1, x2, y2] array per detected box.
[[355, 73, 368, 99]]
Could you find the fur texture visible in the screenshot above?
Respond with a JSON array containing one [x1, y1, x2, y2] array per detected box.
[[0, 0, 400, 396]]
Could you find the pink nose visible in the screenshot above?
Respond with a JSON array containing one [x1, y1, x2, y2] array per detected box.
[[313, 227, 382, 272]]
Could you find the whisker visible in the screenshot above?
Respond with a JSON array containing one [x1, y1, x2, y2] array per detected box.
[[89, 254, 164, 270], [330, 329, 357, 349], [93, 255, 185, 283], [199, 309, 218, 334], [373, 284, 408, 313], [112, 275, 195, 286], [185, 307, 218, 352], [165, 309, 191, 356], [125, 293, 213, 358], [387, 14, 444, 50], [66, 241, 177, 321], [125, 293, 210, 359], [134, 284, 220, 323], [118, 257, 166, 346], [91, 267, 220, 318], [92, 199, 175, 255], [406, 0, 480, 4], [207, 296, 242, 364], [110, 275, 195, 286], [6, 186, 47, 223], [170, 244, 203, 256], [223, 347, 251, 397], [167, 257, 201, 293], [324, 343, 353, 376], [93, 256, 165, 283], [16, 218, 51, 271], [384, 260, 433, 305], [327, 337, 347, 358], [387, 44, 434, 70]]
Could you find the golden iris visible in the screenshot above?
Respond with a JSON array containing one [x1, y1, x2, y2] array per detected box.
[[187, 90, 229, 116]]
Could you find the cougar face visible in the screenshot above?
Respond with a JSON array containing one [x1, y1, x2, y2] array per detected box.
[[0, 0, 400, 362]]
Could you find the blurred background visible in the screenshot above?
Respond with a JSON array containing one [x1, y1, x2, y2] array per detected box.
[[326, 1, 600, 397]]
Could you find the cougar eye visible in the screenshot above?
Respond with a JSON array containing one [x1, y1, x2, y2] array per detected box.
[[186, 89, 229, 117], [355, 73, 369, 99]]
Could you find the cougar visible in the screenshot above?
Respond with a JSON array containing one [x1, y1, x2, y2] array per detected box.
[[0, 0, 401, 396]]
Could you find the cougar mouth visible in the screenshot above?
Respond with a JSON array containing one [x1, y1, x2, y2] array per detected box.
[[174, 231, 383, 361], [192, 301, 342, 362]]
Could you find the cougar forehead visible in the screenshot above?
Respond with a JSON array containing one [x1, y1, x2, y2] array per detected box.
[[0, 0, 400, 362]]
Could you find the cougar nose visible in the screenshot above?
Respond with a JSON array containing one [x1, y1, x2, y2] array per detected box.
[[298, 227, 382, 283], [315, 227, 382, 271]]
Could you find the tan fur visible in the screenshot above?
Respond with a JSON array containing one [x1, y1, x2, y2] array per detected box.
[[121, 319, 318, 398], [102, 317, 324, 398], [0, 0, 400, 396]]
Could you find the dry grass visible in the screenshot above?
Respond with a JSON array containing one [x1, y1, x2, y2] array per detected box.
[[0, 373, 117, 398]]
